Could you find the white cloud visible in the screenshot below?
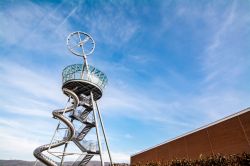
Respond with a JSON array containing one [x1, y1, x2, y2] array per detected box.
[[72, 1, 139, 47], [0, 1, 73, 56], [196, 1, 250, 90], [0, 133, 40, 160], [0, 60, 64, 104], [0, 60, 68, 159], [99, 74, 250, 132], [203, 1, 239, 83], [206, 1, 236, 53], [0, 117, 57, 160]]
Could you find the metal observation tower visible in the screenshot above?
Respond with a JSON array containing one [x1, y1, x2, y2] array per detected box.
[[34, 32, 112, 166]]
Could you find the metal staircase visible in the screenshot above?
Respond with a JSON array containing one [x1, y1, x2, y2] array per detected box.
[[70, 92, 100, 165]]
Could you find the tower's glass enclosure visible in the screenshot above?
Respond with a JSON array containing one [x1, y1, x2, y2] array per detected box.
[[62, 64, 108, 90]]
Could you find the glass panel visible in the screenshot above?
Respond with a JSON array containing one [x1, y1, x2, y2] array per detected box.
[[62, 64, 108, 90]]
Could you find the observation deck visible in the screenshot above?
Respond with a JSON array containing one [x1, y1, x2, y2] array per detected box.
[[62, 64, 108, 100]]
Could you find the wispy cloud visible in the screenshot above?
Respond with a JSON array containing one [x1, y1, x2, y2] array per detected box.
[[0, 60, 64, 104], [101, 81, 249, 127], [203, 1, 240, 85], [0, 59, 67, 160], [0, 133, 40, 160], [206, 1, 236, 52], [185, 0, 250, 95], [71, 1, 139, 48], [54, 0, 82, 33], [0, 116, 56, 160], [0, 1, 72, 56]]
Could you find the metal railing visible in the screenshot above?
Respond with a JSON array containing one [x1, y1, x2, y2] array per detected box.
[[62, 64, 108, 90], [81, 140, 99, 153]]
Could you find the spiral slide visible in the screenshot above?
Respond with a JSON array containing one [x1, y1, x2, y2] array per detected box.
[[33, 88, 79, 166]]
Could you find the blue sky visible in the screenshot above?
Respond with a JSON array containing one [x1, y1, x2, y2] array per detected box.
[[0, 0, 250, 163]]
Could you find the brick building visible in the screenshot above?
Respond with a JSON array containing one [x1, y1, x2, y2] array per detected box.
[[131, 108, 250, 164]]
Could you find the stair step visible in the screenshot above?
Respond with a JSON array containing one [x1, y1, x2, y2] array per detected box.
[[77, 125, 93, 140], [79, 154, 94, 166], [72, 139, 87, 152]]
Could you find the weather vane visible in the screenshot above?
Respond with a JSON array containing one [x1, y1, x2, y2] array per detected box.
[[34, 31, 112, 166]]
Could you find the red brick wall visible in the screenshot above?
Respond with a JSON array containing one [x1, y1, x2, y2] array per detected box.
[[131, 110, 250, 164]]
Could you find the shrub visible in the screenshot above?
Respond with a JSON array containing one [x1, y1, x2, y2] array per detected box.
[[132, 153, 250, 166]]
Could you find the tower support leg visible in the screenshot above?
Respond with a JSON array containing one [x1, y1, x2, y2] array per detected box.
[[90, 92, 104, 166], [95, 101, 113, 166]]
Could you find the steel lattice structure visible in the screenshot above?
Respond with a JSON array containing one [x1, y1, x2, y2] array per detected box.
[[33, 32, 112, 166]]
